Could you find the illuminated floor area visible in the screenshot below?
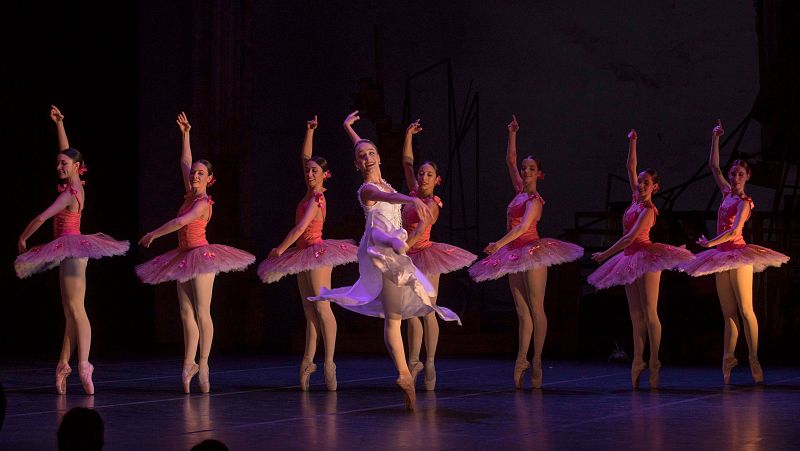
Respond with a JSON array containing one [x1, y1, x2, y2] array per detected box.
[[2, 356, 799, 450]]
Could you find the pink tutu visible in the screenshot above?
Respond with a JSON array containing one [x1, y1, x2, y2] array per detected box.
[[136, 244, 255, 284], [257, 239, 358, 283], [408, 242, 477, 275], [469, 238, 584, 282], [15, 233, 129, 279], [679, 244, 789, 277], [587, 243, 694, 289]]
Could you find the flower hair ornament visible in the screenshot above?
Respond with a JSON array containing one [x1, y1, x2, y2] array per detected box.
[[207, 175, 217, 188], [537, 172, 545, 180], [324, 170, 332, 180], [78, 165, 88, 176], [435, 175, 443, 186]]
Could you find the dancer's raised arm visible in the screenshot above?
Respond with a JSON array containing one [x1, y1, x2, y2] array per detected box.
[[483, 197, 542, 255], [626, 129, 639, 193], [506, 115, 524, 192], [591, 207, 655, 263], [17, 191, 76, 253], [177, 112, 193, 193], [50, 105, 70, 151], [138, 199, 208, 248], [402, 119, 422, 192], [342, 110, 363, 145], [708, 119, 730, 192], [300, 115, 318, 170]]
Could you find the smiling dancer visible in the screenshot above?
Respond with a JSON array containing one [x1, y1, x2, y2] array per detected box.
[[136, 112, 255, 394], [257, 115, 358, 391], [15, 105, 129, 395]]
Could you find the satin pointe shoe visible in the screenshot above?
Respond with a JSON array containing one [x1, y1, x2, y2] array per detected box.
[[722, 356, 738, 385], [78, 361, 95, 395], [648, 360, 661, 389], [531, 358, 543, 389], [55, 363, 72, 395], [182, 363, 199, 394], [324, 362, 337, 391], [424, 361, 436, 391], [299, 360, 317, 391], [749, 357, 764, 384], [198, 364, 211, 394], [409, 359, 424, 386], [514, 359, 530, 389], [396, 374, 416, 411], [631, 360, 647, 389]]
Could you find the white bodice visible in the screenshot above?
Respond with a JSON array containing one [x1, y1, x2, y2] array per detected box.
[[357, 181, 402, 229]]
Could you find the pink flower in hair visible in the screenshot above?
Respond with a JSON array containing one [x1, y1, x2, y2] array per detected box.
[[324, 170, 332, 180], [207, 176, 217, 188], [78, 165, 88, 176], [537, 172, 545, 180]]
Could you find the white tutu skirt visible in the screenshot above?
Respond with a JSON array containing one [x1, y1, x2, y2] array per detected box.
[[679, 244, 789, 277], [469, 238, 584, 282], [257, 239, 358, 283], [587, 243, 694, 290], [408, 242, 477, 275], [15, 233, 129, 279], [309, 213, 461, 324], [136, 244, 255, 284]]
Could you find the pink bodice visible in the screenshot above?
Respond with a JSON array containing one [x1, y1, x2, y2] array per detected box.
[[296, 192, 326, 249], [178, 195, 213, 249], [54, 187, 83, 237], [717, 190, 753, 251], [506, 192, 544, 249], [622, 196, 657, 255], [402, 191, 442, 252]]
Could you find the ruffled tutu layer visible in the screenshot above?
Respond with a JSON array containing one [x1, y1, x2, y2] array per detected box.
[[679, 244, 789, 277], [15, 233, 129, 279], [257, 239, 358, 283], [587, 243, 694, 290], [469, 238, 584, 282], [136, 244, 255, 284], [408, 242, 477, 275]]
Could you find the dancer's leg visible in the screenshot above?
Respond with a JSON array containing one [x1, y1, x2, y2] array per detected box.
[[626, 281, 647, 388], [60, 258, 90, 363], [308, 267, 336, 364], [509, 272, 533, 362], [191, 273, 215, 392], [639, 271, 662, 366], [730, 265, 757, 358], [297, 272, 320, 363], [715, 271, 740, 362], [381, 274, 410, 375], [177, 280, 199, 365], [422, 273, 441, 365], [522, 267, 548, 363]]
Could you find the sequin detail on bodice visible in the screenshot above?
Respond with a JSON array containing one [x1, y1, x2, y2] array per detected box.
[[506, 192, 544, 249], [178, 195, 213, 249], [717, 190, 754, 251], [296, 191, 326, 249]]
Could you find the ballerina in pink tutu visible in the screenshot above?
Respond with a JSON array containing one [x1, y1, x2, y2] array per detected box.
[[469, 115, 583, 389], [136, 112, 255, 394], [401, 119, 477, 391], [15, 105, 129, 395], [680, 120, 789, 384], [309, 111, 461, 411], [257, 115, 358, 391], [587, 129, 694, 389]]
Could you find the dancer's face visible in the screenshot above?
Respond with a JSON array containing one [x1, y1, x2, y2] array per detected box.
[[520, 158, 541, 183], [56, 154, 79, 180], [354, 142, 380, 175], [305, 160, 325, 189], [637, 172, 658, 200], [189, 162, 212, 190], [728, 165, 750, 191], [416, 163, 438, 193]]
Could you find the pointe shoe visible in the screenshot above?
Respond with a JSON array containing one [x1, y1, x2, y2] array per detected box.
[[648, 360, 661, 389], [182, 363, 199, 394], [396, 375, 416, 411], [409, 360, 424, 386], [78, 362, 94, 395], [514, 359, 530, 389], [424, 362, 436, 391], [722, 356, 738, 385], [631, 360, 647, 389], [299, 360, 317, 391], [198, 365, 211, 393], [749, 357, 764, 384], [531, 359, 543, 389], [55, 363, 72, 395], [324, 362, 337, 391]]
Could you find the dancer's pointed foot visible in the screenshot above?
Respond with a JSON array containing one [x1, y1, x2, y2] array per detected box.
[[531, 358, 543, 389], [514, 358, 530, 389], [55, 362, 72, 395], [182, 363, 199, 394], [648, 360, 661, 389], [749, 357, 764, 384], [78, 361, 94, 395], [299, 360, 317, 391], [198, 364, 211, 394], [722, 356, 738, 385], [631, 360, 647, 389], [396, 374, 416, 411], [409, 360, 424, 386], [324, 362, 337, 391], [424, 361, 436, 391]]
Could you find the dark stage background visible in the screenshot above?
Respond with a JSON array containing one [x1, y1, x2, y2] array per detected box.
[[5, 1, 798, 365]]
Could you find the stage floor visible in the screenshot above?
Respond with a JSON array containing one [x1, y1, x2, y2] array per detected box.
[[2, 356, 799, 450]]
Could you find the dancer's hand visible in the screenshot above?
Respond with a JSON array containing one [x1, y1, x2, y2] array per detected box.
[[591, 252, 606, 263], [507, 114, 519, 134], [268, 247, 282, 258], [696, 235, 711, 248], [139, 232, 155, 248], [176, 112, 191, 133], [712, 119, 724, 137], [406, 119, 422, 136], [412, 198, 432, 224], [306, 115, 318, 130], [343, 110, 360, 127], [49, 105, 64, 123], [484, 242, 500, 255], [18, 238, 26, 254], [628, 129, 637, 141]]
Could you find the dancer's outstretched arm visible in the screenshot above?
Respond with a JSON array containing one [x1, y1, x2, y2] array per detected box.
[[708, 119, 730, 193], [506, 115, 524, 192], [49, 105, 70, 151], [482, 198, 542, 254], [342, 111, 363, 145], [626, 129, 639, 194], [176, 112, 193, 194], [697, 199, 750, 248], [269, 199, 319, 258], [300, 115, 318, 169], [402, 119, 422, 193], [17, 191, 75, 253], [138, 200, 208, 248], [406, 199, 439, 250], [591, 208, 654, 263]]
